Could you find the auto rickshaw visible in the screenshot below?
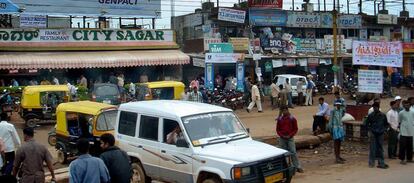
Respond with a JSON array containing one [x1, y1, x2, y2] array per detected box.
[[20, 85, 70, 127], [136, 81, 185, 100], [55, 101, 117, 164]]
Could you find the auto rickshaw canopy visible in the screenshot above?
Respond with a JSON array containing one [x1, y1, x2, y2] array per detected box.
[[21, 85, 69, 109], [138, 81, 185, 100]]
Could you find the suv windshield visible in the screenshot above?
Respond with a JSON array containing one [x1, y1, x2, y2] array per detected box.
[[182, 112, 247, 146], [95, 85, 119, 96]]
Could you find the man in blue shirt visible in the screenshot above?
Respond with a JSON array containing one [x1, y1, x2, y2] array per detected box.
[[69, 138, 110, 183], [313, 97, 330, 135]]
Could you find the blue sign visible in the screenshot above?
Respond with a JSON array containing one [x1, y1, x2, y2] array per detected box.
[[236, 62, 245, 92], [205, 63, 215, 91], [0, 0, 19, 13], [249, 8, 287, 26]]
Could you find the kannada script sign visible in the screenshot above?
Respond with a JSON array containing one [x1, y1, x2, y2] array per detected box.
[[358, 70, 383, 94], [352, 41, 403, 67]]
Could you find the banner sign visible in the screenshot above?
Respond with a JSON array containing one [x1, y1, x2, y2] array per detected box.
[[218, 8, 246, 24], [338, 15, 362, 28], [292, 38, 317, 52], [358, 70, 383, 94], [204, 38, 222, 51], [377, 14, 398, 25], [11, 0, 161, 17], [287, 12, 320, 28], [249, 8, 287, 26], [285, 58, 296, 67], [248, 0, 283, 9], [0, 0, 19, 13], [236, 62, 245, 92], [272, 59, 283, 68], [205, 63, 215, 91], [205, 53, 244, 63], [352, 41, 403, 67], [20, 15, 47, 28], [229, 37, 249, 52], [208, 43, 233, 53], [264, 38, 286, 51]]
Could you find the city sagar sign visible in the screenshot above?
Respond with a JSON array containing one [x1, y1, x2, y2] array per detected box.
[[0, 29, 177, 51]]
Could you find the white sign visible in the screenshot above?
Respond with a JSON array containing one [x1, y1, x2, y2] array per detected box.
[[287, 12, 320, 28], [20, 14, 47, 28], [203, 38, 222, 51], [205, 53, 244, 63], [358, 70, 383, 94], [324, 35, 346, 53], [12, 0, 161, 18], [377, 14, 398, 25], [352, 41, 403, 67], [193, 58, 205, 68], [218, 8, 246, 24], [272, 59, 283, 68], [253, 53, 262, 61]]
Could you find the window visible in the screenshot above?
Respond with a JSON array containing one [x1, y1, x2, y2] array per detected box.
[[118, 111, 137, 136], [163, 119, 180, 144], [96, 110, 117, 131], [139, 115, 159, 141], [151, 87, 174, 100]]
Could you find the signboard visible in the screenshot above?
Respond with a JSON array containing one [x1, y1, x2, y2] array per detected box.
[[205, 63, 214, 90], [265, 61, 272, 72], [360, 29, 368, 40], [0, 0, 19, 13], [249, 8, 287, 26], [272, 59, 283, 68], [248, 0, 283, 9], [352, 41, 403, 67], [292, 38, 317, 52], [308, 58, 319, 66], [338, 15, 362, 28], [205, 53, 244, 63], [285, 59, 296, 67], [264, 38, 286, 52], [287, 12, 320, 28], [20, 15, 47, 28], [377, 14, 398, 25], [192, 58, 205, 68], [236, 62, 245, 92], [218, 8, 246, 24], [403, 43, 414, 53], [11, 0, 161, 17], [203, 38, 222, 51], [324, 35, 346, 53], [209, 43, 233, 53], [358, 70, 383, 94], [229, 38, 249, 52], [369, 36, 389, 42]]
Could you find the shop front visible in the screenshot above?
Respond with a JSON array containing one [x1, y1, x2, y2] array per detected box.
[[403, 42, 414, 76], [0, 28, 190, 86]]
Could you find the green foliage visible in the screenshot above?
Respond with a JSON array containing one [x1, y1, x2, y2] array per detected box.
[[0, 86, 25, 94]]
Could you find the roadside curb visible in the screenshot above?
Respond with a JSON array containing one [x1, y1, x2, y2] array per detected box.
[[254, 133, 332, 149]]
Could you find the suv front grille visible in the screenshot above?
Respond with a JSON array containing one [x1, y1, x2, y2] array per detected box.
[[258, 157, 284, 174]]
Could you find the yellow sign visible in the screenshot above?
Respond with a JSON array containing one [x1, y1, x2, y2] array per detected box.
[[265, 173, 283, 183], [229, 37, 249, 52]]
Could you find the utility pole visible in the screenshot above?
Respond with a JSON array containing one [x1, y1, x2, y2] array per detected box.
[[403, 0, 406, 11], [347, 0, 349, 14], [318, 0, 320, 11], [359, 0, 362, 14], [374, 0, 377, 15], [333, 0, 339, 86], [382, 0, 385, 11], [217, 0, 219, 7], [292, 0, 295, 11], [324, 0, 326, 11], [171, 0, 175, 17]]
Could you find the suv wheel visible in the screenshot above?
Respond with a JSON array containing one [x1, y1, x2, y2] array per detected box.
[[131, 162, 150, 183], [202, 177, 221, 183]]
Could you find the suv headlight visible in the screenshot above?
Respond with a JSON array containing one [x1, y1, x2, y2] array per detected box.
[[233, 167, 252, 180]]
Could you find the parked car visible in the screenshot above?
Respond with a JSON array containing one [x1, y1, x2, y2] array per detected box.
[[275, 74, 307, 97], [115, 100, 295, 183], [91, 83, 121, 105]]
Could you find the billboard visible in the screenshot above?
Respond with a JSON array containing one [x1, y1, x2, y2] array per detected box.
[[248, 0, 283, 9], [11, 0, 161, 17], [0, 0, 19, 13], [249, 8, 286, 26], [352, 41, 403, 67], [287, 12, 320, 28], [218, 8, 246, 24], [358, 70, 383, 94]]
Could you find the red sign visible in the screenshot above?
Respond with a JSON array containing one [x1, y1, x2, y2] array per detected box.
[[248, 0, 283, 8], [403, 43, 414, 53]]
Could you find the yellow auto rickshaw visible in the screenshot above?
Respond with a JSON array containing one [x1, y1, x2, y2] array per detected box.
[[55, 101, 117, 164], [136, 81, 185, 100], [20, 85, 70, 127]]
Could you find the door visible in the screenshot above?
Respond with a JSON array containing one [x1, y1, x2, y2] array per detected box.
[[159, 118, 193, 183]]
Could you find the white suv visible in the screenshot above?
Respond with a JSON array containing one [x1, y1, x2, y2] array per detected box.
[[115, 100, 295, 183]]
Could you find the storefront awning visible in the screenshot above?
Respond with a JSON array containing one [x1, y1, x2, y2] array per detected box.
[[0, 50, 190, 69]]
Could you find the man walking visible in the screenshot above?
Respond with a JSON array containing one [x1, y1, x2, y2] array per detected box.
[[276, 106, 304, 173], [270, 79, 279, 110], [398, 100, 414, 165], [13, 127, 56, 183], [386, 101, 399, 159], [247, 81, 262, 113], [305, 77, 315, 106], [0, 113, 21, 175], [100, 134, 132, 183], [296, 78, 305, 106], [69, 138, 110, 183], [366, 103, 389, 169], [284, 79, 293, 108], [313, 97, 330, 135]]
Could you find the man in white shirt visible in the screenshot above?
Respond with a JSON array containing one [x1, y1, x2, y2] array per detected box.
[[386, 101, 399, 159], [270, 80, 279, 110], [247, 81, 262, 113], [0, 113, 21, 175], [284, 78, 293, 108]]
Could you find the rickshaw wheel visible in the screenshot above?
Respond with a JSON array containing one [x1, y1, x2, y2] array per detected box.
[[48, 135, 57, 146], [131, 162, 150, 183], [26, 118, 38, 128]]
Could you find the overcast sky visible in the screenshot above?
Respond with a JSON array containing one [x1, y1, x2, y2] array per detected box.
[[153, 0, 414, 28]]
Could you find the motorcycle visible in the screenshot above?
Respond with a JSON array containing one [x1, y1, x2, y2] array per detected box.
[[404, 75, 414, 89], [0, 89, 19, 120]]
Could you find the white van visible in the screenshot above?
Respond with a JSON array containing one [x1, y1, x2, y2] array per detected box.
[[115, 100, 295, 183], [275, 74, 307, 97]]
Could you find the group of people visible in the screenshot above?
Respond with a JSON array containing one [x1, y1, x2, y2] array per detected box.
[[0, 111, 132, 183]]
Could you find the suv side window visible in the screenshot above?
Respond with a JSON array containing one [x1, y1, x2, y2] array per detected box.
[[118, 111, 138, 137], [163, 119, 180, 144], [139, 115, 159, 141]]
